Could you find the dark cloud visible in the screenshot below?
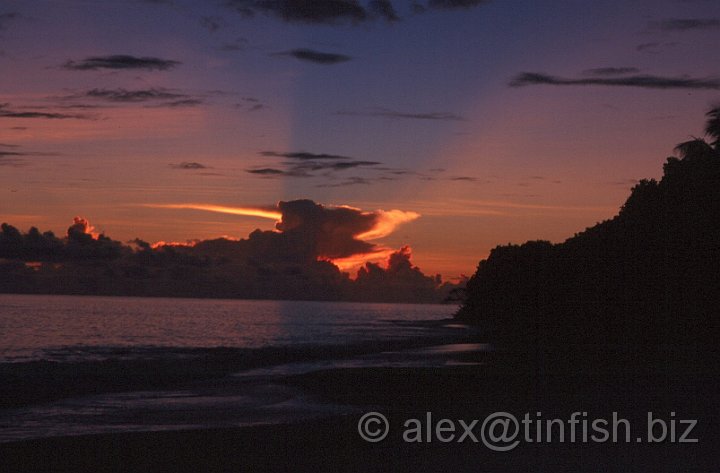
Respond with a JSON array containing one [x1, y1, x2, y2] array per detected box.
[[274, 199, 377, 258], [369, 0, 399, 21], [261, 151, 352, 160], [337, 107, 466, 121], [652, 18, 720, 31], [0, 150, 24, 157], [427, 0, 488, 9], [290, 160, 380, 173], [0, 206, 457, 302], [0, 218, 127, 263], [60, 89, 204, 108], [509, 72, 720, 90], [82, 88, 186, 102], [324, 160, 380, 169], [62, 55, 180, 71], [226, 0, 368, 24], [225, 0, 489, 25], [355, 246, 443, 302], [274, 48, 352, 65], [0, 144, 58, 167], [235, 97, 266, 111], [449, 176, 477, 181], [0, 148, 25, 166], [0, 103, 90, 120], [154, 99, 205, 108], [170, 162, 208, 170], [583, 67, 640, 76], [247, 168, 285, 175], [250, 150, 381, 179]]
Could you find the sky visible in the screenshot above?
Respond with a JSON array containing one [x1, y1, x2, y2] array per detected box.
[[1, 0, 720, 279]]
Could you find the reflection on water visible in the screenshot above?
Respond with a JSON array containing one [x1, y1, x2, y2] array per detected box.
[[0, 294, 458, 362], [0, 294, 482, 443]]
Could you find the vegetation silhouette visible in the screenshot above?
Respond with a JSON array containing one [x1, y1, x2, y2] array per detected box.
[[457, 107, 720, 356]]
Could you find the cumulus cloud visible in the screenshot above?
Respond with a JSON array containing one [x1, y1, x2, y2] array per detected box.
[[275, 200, 378, 258], [63, 55, 180, 71], [273, 48, 352, 64], [0, 204, 461, 302], [147, 199, 418, 259], [67, 216, 98, 240], [509, 72, 720, 90]]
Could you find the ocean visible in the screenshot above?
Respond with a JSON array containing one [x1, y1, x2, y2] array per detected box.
[[0, 294, 481, 442]]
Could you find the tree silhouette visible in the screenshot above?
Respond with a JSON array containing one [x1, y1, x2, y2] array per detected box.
[[705, 106, 720, 148], [456, 107, 720, 355]]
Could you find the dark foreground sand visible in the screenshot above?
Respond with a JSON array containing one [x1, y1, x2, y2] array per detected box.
[[1, 357, 717, 472]]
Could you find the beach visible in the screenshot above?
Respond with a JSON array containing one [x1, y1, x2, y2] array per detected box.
[[2, 353, 718, 472]]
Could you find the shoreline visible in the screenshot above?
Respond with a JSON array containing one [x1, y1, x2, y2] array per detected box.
[[2, 363, 717, 472]]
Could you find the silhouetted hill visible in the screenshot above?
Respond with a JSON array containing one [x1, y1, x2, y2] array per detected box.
[[457, 109, 720, 351]]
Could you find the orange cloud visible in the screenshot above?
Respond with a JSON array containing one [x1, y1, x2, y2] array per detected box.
[[69, 216, 99, 239], [146, 200, 421, 271], [143, 203, 282, 220], [328, 247, 396, 273], [355, 209, 420, 240], [150, 240, 199, 249]]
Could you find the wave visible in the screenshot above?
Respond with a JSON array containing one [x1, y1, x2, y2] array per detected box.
[[0, 320, 476, 409]]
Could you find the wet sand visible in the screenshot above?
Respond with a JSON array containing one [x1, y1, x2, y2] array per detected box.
[[1, 359, 717, 472]]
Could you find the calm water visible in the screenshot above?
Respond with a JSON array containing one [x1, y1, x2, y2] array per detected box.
[[0, 294, 480, 442], [0, 294, 458, 362]]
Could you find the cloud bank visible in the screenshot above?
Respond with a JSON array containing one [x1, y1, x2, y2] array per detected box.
[[274, 48, 352, 64], [63, 55, 180, 71], [510, 72, 720, 90], [0, 201, 458, 302], [225, 0, 489, 24]]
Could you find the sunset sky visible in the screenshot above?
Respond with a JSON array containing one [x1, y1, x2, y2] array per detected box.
[[1, 0, 720, 278]]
